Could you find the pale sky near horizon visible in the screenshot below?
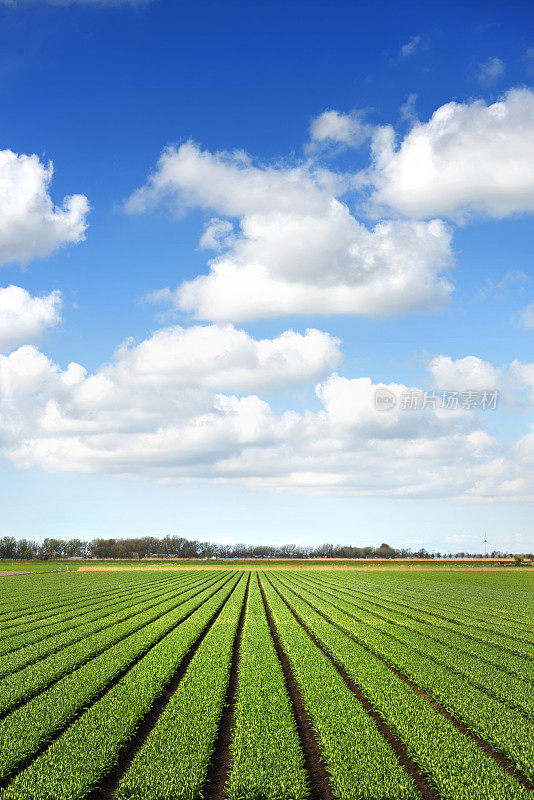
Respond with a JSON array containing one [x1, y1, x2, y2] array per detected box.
[[0, 0, 533, 553]]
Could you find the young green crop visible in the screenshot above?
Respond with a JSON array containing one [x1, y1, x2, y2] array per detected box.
[[0, 573, 222, 715], [225, 573, 308, 800], [290, 573, 534, 713], [0, 573, 208, 679], [260, 574, 420, 800], [270, 573, 531, 800], [115, 574, 249, 800], [0, 573, 157, 626], [0, 573, 241, 800], [0, 572, 234, 780], [279, 573, 534, 780], [0, 573, 184, 654], [312, 573, 534, 649], [304, 572, 534, 671]]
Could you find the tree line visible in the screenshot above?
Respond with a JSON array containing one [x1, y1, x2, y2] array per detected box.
[[0, 535, 520, 561]]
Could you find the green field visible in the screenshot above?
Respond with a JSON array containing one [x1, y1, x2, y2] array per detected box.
[[0, 556, 524, 574], [0, 568, 532, 799]]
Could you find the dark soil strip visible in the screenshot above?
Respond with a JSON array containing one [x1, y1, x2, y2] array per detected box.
[[0, 573, 228, 725], [0, 573, 238, 793], [86, 572, 246, 800], [266, 575, 440, 800], [201, 572, 251, 800], [258, 574, 337, 800], [274, 575, 534, 793]]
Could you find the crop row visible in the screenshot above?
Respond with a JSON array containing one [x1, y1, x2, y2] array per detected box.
[[0, 573, 162, 626], [300, 573, 534, 677], [277, 574, 534, 783], [0, 572, 235, 781], [269, 574, 530, 800], [323, 571, 534, 623], [0, 576, 178, 645], [260, 575, 421, 799], [0, 573, 243, 800], [225, 573, 308, 800], [0, 573, 208, 678], [291, 573, 534, 711], [115, 573, 249, 800], [0, 572, 182, 650], [336, 574, 534, 628], [0, 572, 223, 716], [314, 574, 534, 647]]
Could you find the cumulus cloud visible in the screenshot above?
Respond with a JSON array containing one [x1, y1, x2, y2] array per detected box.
[[367, 88, 534, 219], [108, 324, 342, 393], [1, 324, 533, 500], [0, 334, 508, 500], [0, 286, 62, 352], [307, 110, 373, 150], [477, 56, 505, 84], [428, 353, 534, 409], [428, 355, 502, 392], [0, 150, 89, 265], [127, 141, 453, 322]]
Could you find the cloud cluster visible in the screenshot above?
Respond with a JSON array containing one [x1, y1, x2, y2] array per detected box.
[[429, 353, 534, 408], [428, 355, 502, 392], [307, 110, 372, 150], [108, 324, 342, 393], [0, 329, 508, 499], [0, 150, 89, 265], [0, 314, 532, 499], [0, 286, 62, 352], [477, 57, 505, 84], [128, 141, 453, 322], [3, 88, 534, 504], [367, 88, 534, 219]]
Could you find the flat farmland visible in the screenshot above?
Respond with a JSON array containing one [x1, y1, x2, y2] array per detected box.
[[0, 569, 532, 799]]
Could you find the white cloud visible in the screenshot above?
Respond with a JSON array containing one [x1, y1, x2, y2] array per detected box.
[[2, 328, 534, 501], [367, 88, 534, 219], [127, 141, 453, 322], [0, 286, 62, 352], [400, 93, 418, 123], [0, 337, 504, 499], [108, 324, 342, 393], [428, 355, 502, 392], [520, 301, 534, 329], [477, 57, 505, 84], [0, 150, 89, 265], [307, 110, 373, 150], [400, 35, 422, 59], [428, 354, 534, 409]]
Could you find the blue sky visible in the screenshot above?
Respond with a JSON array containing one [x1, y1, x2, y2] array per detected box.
[[0, 0, 533, 553]]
